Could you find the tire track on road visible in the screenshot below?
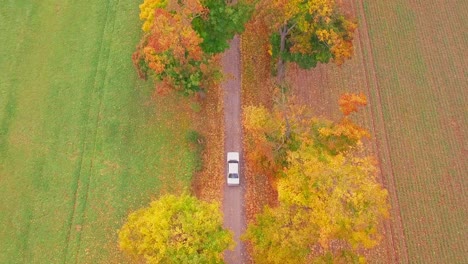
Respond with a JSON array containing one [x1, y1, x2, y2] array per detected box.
[[221, 35, 248, 264]]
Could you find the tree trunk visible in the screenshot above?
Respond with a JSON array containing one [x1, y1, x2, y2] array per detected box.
[[277, 25, 288, 84], [277, 25, 292, 142]]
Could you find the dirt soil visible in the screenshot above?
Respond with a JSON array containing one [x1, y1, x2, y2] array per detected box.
[[221, 35, 247, 263]]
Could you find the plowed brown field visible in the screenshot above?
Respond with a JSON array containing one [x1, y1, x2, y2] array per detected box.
[[242, 1, 467, 263]]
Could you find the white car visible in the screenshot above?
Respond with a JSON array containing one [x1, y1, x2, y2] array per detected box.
[[227, 152, 240, 186]]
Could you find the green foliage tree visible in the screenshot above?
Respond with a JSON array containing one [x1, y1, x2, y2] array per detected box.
[[256, 0, 357, 80], [192, 0, 253, 54], [119, 194, 234, 263]]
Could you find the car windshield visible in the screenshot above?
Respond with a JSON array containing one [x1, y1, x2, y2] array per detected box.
[[228, 173, 238, 179]]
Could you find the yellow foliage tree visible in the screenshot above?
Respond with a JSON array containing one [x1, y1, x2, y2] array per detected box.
[[279, 143, 390, 247], [139, 0, 169, 32], [119, 194, 234, 263], [245, 136, 389, 263], [243, 94, 390, 263]]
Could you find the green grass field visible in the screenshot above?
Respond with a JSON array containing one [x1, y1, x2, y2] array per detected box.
[[0, 1, 196, 263]]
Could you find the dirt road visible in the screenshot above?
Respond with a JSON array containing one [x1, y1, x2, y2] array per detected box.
[[221, 35, 247, 263]]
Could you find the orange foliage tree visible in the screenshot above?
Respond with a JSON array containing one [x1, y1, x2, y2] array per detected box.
[[133, 0, 253, 95], [133, 0, 212, 95], [339, 92, 368, 116], [243, 93, 369, 175]]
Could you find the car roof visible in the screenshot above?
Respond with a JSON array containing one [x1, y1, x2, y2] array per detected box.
[[228, 162, 238, 174]]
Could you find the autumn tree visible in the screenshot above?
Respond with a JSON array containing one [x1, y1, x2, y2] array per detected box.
[[133, 0, 253, 95], [245, 149, 389, 263], [256, 0, 357, 81], [133, 0, 211, 95], [243, 93, 369, 175], [119, 194, 234, 263], [242, 105, 287, 177], [243, 94, 390, 262]]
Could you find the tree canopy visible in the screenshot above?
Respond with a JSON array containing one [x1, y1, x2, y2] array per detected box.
[[119, 194, 234, 263], [255, 0, 357, 79], [245, 144, 389, 263], [243, 94, 390, 263], [192, 0, 253, 53], [133, 0, 253, 94]]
